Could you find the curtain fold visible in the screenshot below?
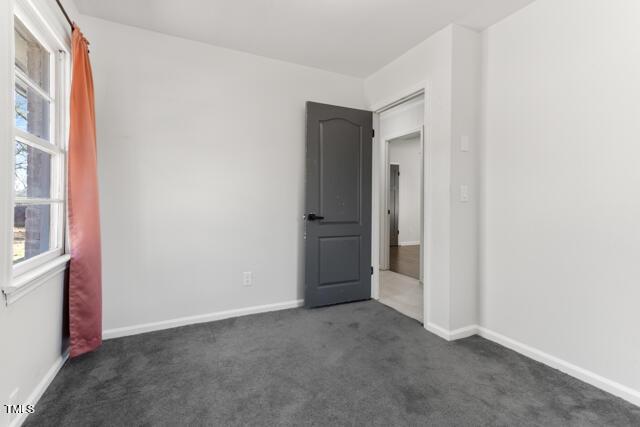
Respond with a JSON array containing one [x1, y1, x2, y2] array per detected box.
[[68, 26, 102, 357]]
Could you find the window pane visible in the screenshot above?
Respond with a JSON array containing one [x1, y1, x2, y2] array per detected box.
[[13, 204, 52, 264], [14, 141, 52, 199], [15, 77, 51, 141], [14, 17, 50, 92]]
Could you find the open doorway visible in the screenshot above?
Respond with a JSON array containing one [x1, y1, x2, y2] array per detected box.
[[377, 96, 425, 322]]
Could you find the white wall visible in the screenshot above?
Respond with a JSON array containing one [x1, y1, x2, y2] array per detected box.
[[366, 25, 481, 332], [450, 25, 481, 330], [481, 0, 640, 396], [79, 16, 367, 333], [0, 1, 76, 426], [389, 136, 421, 245]]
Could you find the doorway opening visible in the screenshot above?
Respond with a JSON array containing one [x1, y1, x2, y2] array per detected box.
[[376, 95, 425, 322]]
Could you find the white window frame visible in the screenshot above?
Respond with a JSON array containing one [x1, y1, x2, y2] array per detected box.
[[3, 0, 71, 303]]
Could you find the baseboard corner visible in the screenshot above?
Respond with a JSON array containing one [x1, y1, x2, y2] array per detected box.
[[10, 350, 69, 427], [425, 322, 479, 341]]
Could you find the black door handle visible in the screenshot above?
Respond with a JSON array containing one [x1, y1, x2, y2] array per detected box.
[[307, 213, 324, 221]]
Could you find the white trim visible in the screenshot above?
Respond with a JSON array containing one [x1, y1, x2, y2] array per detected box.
[[398, 241, 420, 246], [3, 254, 69, 305], [103, 299, 305, 340], [14, 198, 64, 205], [425, 322, 478, 341], [15, 0, 68, 54], [421, 81, 433, 328], [0, 0, 15, 291], [12, 246, 64, 277], [10, 2, 69, 281], [370, 81, 427, 112], [424, 322, 451, 340], [382, 126, 424, 143], [15, 128, 64, 155], [15, 67, 54, 101], [423, 323, 640, 407], [476, 326, 640, 408], [9, 350, 69, 427], [378, 97, 424, 118]]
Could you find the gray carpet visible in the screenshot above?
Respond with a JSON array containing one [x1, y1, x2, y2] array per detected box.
[[26, 301, 639, 426]]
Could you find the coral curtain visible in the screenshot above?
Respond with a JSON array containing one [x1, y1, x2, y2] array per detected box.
[[68, 26, 102, 357]]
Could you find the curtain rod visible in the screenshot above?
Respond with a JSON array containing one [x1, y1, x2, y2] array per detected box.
[[55, 0, 74, 31]]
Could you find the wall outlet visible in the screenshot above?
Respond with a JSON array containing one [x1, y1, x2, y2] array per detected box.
[[243, 272, 253, 286]]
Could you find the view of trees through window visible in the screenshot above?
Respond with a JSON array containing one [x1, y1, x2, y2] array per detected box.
[[12, 17, 57, 264]]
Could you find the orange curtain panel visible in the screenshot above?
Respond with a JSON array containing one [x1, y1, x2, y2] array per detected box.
[[68, 26, 102, 357]]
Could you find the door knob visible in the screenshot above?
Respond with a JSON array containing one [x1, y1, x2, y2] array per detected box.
[[307, 213, 325, 221]]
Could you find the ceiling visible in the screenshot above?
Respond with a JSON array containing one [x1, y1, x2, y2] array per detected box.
[[75, 0, 535, 77]]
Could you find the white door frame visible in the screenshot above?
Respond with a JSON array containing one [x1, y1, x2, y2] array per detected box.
[[370, 84, 430, 326]]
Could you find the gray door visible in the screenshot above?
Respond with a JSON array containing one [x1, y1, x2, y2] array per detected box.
[[389, 164, 399, 247], [305, 102, 372, 308]]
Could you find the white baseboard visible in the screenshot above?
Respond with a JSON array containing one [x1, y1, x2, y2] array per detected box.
[[398, 241, 420, 246], [10, 351, 69, 427], [424, 322, 639, 407], [476, 326, 640, 408], [425, 322, 478, 341], [103, 299, 304, 340]]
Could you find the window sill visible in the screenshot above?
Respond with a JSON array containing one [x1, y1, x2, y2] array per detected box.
[[2, 254, 71, 305]]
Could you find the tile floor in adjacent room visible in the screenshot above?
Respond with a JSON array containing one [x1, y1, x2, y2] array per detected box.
[[379, 269, 423, 322]]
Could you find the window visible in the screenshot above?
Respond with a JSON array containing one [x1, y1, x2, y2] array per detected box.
[[11, 12, 67, 277]]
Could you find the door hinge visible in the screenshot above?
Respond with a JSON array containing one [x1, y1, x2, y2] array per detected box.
[[372, 129, 375, 138], [370, 266, 374, 275]]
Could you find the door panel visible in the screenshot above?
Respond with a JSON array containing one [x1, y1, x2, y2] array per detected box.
[[319, 236, 361, 286], [305, 102, 372, 308], [320, 119, 361, 224]]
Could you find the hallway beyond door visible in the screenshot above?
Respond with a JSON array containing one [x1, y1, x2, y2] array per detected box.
[[389, 244, 420, 279], [379, 269, 422, 322]]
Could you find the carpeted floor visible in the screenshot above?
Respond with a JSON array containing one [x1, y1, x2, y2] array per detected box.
[[26, 301, 639, 426]]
